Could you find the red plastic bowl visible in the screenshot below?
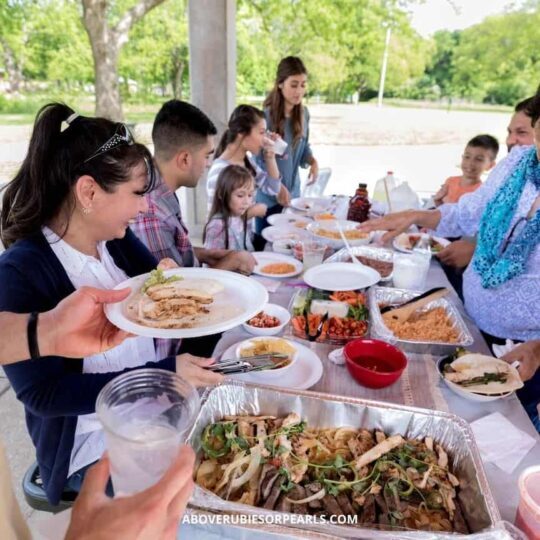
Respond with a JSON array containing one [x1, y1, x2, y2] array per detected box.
[[344, 339, 407, 389]]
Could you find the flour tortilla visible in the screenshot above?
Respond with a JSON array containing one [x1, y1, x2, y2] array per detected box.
[[146, 278, 224, 301], [444, 354, 524, 395]]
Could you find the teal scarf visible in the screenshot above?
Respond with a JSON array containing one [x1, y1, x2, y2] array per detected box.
[[473, 146, 540, 288]]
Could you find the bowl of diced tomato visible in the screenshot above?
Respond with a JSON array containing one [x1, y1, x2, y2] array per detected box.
[[290, 290, 369, 344], [242, 303, 291, 336]]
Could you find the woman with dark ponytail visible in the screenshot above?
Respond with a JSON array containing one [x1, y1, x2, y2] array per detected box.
[[0, 103, 222, 505], [256, 56, 319, 229], [206, 104, 283, 217]]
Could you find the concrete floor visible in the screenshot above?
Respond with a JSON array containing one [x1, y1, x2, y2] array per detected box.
[[0, 373, 50, 533]]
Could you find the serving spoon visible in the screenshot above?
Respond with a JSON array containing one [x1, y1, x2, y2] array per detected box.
[[335, 220, 361, 265]]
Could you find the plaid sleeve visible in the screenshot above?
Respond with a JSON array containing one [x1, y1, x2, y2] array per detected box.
[[203, 218, 227, 250], [130, 211, 184, 267]]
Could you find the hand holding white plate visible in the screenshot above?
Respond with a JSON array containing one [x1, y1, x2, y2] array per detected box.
[[105, 267, 268, 339]]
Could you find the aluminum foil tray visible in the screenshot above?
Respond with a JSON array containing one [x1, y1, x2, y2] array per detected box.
[[326, 245, 394, 281], [368, 286, 474, 355], [186, 381, 500, 539]]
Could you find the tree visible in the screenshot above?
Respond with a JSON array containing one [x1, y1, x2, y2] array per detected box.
[[0, 0, 30, 92], [423, 30, 459, 100], [450, 8, 540, 104], [119, 0, 188, 99], [81, 0, 167, 120]]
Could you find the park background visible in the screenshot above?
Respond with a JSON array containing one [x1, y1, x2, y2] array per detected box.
[[1, 0, 540, 528], [1, 0, 540, 196]]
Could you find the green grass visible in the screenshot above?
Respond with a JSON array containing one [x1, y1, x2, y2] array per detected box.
[[0, 95, 513, 127], [0, 114, 37, 126]]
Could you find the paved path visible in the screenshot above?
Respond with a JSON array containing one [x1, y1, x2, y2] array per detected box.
[[0, 103, 511, 192]]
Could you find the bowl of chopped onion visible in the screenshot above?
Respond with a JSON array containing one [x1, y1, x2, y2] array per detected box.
[[242, 303, 290, 336]]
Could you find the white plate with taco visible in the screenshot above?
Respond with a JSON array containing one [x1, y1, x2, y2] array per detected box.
[[437, 350, 523, 402]]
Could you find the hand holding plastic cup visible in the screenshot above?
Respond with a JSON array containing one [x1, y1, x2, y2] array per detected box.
[[273, 136, 288, 157], [264, 131, 287, 157], [96, 368, 200, 496]]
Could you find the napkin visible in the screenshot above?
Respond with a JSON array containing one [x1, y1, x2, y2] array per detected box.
[[470, 412, 537, 474], [252, 275, 281, 293], [492, 339, 519, 358], [328, 347, 346, 365]]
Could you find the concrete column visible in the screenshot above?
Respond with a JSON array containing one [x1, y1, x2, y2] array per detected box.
[[185, 0, 236, 237]]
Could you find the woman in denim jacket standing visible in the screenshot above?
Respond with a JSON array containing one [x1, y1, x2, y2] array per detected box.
[[256, 56, 319, 236]]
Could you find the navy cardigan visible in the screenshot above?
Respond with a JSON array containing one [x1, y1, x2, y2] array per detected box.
[[0, 229, 176, 504]]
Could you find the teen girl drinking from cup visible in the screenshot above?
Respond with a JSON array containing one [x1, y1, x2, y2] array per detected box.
[[256, 56, 319, 231], [206, 104, 282, 218]]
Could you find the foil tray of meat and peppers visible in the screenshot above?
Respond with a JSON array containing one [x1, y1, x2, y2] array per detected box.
[[186, 382, 501, 538]]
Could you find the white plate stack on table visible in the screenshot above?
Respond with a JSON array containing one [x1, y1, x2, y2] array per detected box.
[[260, 224, 308, 246], [307, 219, 373, 249], [289, 196, 332, 214], [251, 252, 303, 279], [104, 267, 268, 339], [266, 213, 314, 228]]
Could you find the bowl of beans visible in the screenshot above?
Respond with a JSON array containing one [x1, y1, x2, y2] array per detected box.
[[242, 303, 291, 336]]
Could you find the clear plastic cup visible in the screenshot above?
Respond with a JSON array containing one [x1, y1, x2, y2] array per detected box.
[[392, 251, 431, 290], [302, 241, 326, 271], [96, 368, 200, 496], [515, 465, 540, 539], [273, 136, 288, 156], [263, 131, 288, 156]]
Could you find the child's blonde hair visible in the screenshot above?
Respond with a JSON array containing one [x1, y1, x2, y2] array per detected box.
[[204, 164, 254, 249]]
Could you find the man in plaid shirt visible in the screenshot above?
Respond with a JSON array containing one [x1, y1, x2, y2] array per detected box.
[[131, 100, 256, 274]]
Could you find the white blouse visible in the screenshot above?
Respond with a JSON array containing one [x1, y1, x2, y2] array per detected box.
[[43, 227, 158, 477]]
